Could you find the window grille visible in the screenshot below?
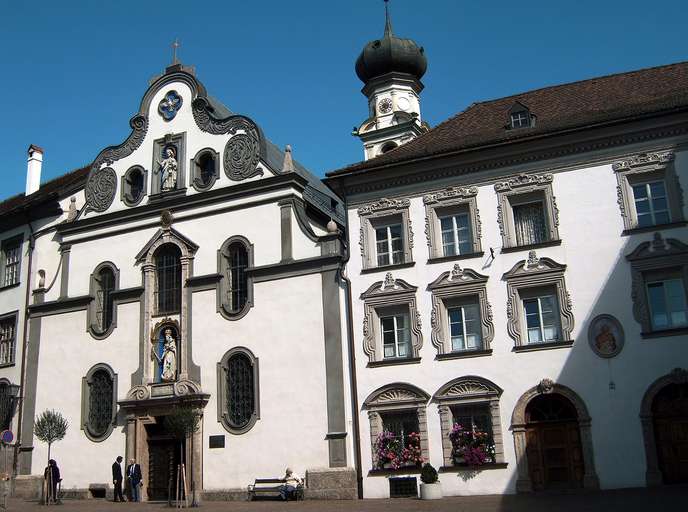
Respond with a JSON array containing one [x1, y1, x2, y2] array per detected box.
[[382, 411, 419, 447], [155, 246, 181, 314], [3, 241, 21, 287], [88, 369, 113, 437], [513, 202, 547, 246], [0, 317, 16, 366], [227, 243, 248, 313], [0, 384, 12, 430], [389, 477, 417, 498], [95, 268, 115, 333], [226, 353, 254, 428]]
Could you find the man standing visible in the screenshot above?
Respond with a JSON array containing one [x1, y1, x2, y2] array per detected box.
[[126, 458, 143, 502], [112, 456, 124, 502]]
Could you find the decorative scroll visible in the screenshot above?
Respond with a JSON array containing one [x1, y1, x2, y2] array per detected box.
[[84, 168, 118, 213], [223, 133, 262, 181]]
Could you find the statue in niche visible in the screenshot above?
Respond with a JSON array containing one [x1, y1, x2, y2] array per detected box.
[[153, 327, 177, 381], [157, 146, 178, 192]]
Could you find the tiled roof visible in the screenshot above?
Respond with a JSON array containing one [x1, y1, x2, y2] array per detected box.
[[0, 165, 90, 218], [327, 61, 688, 176]]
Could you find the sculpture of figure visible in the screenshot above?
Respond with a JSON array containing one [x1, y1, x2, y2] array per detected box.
[[157, 147, 178, 192], [595, 324, 617, 354], [153, 328, 177, 381]]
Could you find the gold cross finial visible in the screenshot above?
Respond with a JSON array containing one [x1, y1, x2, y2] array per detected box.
[[172, 38, 180, 65]]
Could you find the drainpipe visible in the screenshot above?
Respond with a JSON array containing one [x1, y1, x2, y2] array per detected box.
[[14, 214, 35, 478], [336, 192, 364, 499]]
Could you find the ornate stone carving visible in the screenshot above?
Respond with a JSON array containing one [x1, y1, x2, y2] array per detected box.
[[423, 186, 482, 258], [127, 385, 150, 401], [357, 197, 410, 216], [174, 379, 201, 396], [364, 383, 430, 408], [84, 167, 117, 213], [538, 378, 555, 394], [85, 114, 148, 214], [612, 151, 674, 171], [192, 98, 260, 137], [156, 146, 179, 191], [223, 133, 263, 181], [382, 272, 396, 290], [423, 186, 478, 205], [158, 90, 183, 121], [160, 210, 174, 228], [494, 173, 553, 192], [358, 197, 414, 269]]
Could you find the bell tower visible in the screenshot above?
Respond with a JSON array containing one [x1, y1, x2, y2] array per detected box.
[[353, 0, 429, 160]]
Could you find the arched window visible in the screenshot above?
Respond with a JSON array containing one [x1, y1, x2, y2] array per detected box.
[[217, 347, 259, 434], [89, 262, 119, 339], [121, 166, 147, 206], [191, 148, 219, 191], [82, 364, 117, 442], [218, 237, 253, 320], [155, 244, 182, 315], [380, 141, 398, 155]]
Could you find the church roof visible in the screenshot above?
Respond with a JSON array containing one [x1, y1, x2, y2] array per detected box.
[[327, 61, 688, 177]]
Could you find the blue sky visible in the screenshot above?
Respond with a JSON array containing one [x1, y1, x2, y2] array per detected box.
[[1, 0, 686, 201]]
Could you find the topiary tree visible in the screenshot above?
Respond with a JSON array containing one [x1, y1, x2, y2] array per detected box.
[[420, 462, 438, 484], [34, 410, 68, 466], [164, 406, 201, 508]]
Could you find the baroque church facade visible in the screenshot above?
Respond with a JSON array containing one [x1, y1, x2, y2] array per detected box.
[[0, 4, 687, 501]]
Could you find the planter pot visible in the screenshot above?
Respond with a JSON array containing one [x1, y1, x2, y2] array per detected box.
[[419, 482, 442, 500]]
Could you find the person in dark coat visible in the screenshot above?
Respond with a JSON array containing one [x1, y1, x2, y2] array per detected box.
[[43, 459, 61, 504], [126, 458, 143, 502], [112, 456, 125, 502]]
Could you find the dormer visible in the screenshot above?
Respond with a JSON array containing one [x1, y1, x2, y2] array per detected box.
[[507, 101, 535, 130]]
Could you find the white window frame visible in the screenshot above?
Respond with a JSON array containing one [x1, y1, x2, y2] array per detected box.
[[448, 303, 482, 352], [510, 111, 530, 129], [439, 212, 472, 257], [631, 180, 671, 228], [358, 198, 414, 270], [380, 314, 410, 359], [521, 293, 562, 344], [375, 223, 404, 267], [424, 187, 482, 261]]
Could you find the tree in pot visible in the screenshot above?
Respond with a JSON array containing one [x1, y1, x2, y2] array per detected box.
[[419, 463, 442, 500], [33, 410, 68, 505], [164, 406, 201, 508]]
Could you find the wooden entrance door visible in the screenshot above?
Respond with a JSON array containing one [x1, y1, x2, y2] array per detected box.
[[653, 383, 688, 484], [148, 440, 178, 501], [525, 394, 584, 490]]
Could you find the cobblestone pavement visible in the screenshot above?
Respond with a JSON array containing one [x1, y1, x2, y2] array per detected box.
[[6, 486, 688, 512]]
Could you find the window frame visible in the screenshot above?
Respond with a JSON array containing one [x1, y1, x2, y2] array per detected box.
[[0, 312, 18, 368], [645, 275, 688, 331], [190, 147, 220, 192], [520, 288, 563, 345], [363, 383, 430, 471], [361, 273, 423, 366], [380, 312, 411, 360], [217, 346, 260, 435], [626, 233, 688, 338], [150, 132, 187, 196], [614, 151, 684, 233], [358, 198, 414, 271], [429, 264, 494, 357], [154, 244, 182, 316], [503, 251, 574, 350], [0, 235, 23, 289], [87, 262, 120, 340], [217, 236, 254, 321], [424, 186, 482, 262], [81, 363, 118, 442], [120, 165, 148, 207], [495, 173, 560, 251], [434, 376, 505, 467]]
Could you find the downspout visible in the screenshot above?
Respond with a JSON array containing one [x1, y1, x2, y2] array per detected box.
[[14, 214, 35, 477], [337, 192, 364, 499]]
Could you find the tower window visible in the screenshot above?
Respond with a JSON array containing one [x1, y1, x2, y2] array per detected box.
[[380, 141, 398, 154]]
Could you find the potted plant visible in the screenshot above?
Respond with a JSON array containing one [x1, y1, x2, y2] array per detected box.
[[419, 463, 442, 500], [374, 431, 425, 470]]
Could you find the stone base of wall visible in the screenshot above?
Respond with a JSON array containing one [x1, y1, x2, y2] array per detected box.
[[201, 488, 247, 501], [305, 467, 357, 500], [13, 475, 43, 500]]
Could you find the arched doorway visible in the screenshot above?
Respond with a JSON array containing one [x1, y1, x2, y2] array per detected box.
[[652, 382, 688, 483], [511, 380, 599, 492], [640, 368, 688, 486], [525, 393, 584, 490]]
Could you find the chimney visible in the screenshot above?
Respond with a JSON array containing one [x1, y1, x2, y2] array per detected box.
[[26, 144, 43, 196]]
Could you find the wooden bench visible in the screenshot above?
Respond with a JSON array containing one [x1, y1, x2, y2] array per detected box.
[[247, 478, 304, 501]]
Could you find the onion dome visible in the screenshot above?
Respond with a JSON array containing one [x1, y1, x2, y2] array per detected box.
[[355, 1, 427, 83]]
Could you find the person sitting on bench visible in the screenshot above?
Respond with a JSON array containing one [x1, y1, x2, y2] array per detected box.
[[279, 468, 302, 501]]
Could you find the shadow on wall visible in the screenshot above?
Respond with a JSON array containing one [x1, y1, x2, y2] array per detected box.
[[491, 224, 688, 507]]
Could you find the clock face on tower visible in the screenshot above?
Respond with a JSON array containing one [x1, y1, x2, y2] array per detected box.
[[378, 98, 393, 114]]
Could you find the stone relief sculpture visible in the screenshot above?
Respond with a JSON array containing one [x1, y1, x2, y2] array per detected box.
[[157, 147, 178, 192], [153, 328, 178, 381]]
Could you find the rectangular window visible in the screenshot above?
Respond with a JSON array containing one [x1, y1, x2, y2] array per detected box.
[[511, 111, 530, 129], [382, 411, 419, 447], [0, 316, 16, 366], [523, 294, 561, 344], [381, 314, 410, 359], [440, 213, 472, 256], [513, 201, 548, 246], [448, 304, 482, 351], [646, 278, 688, 331], [375, 224, 404, 267], [2, 239, 21, 288], [452, 404, 493, 439], [632, 181, 671, 228]]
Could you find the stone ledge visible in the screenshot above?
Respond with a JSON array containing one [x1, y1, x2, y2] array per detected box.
[[305, 467, 356, 500], [201, 489, 248, 501]]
